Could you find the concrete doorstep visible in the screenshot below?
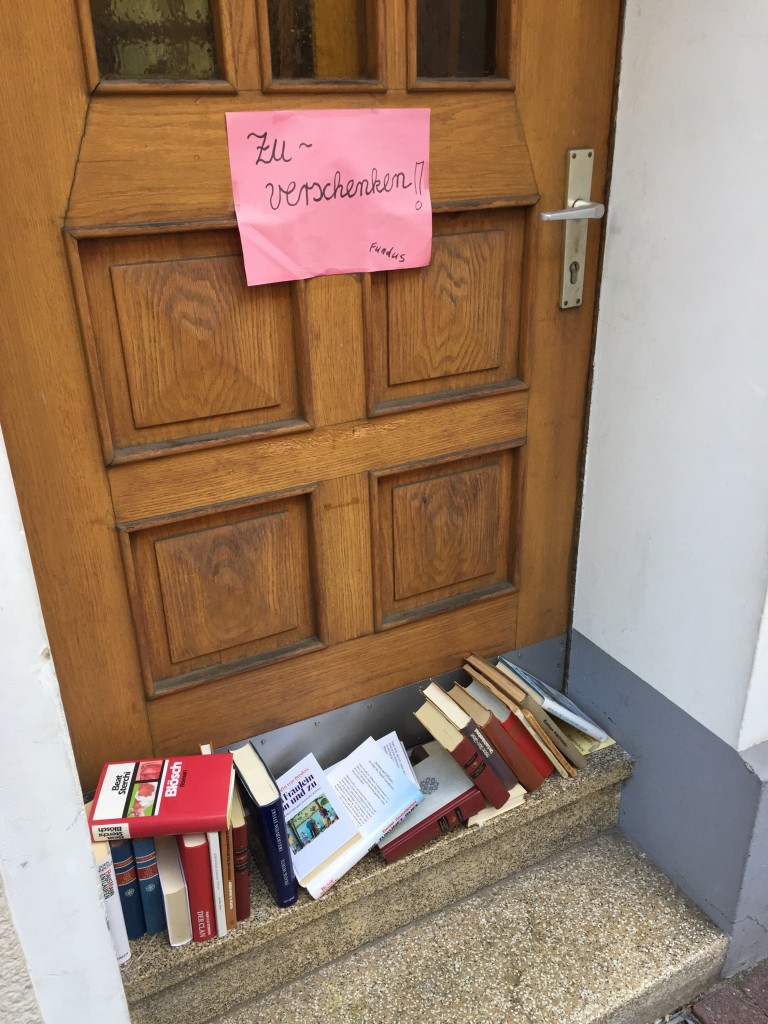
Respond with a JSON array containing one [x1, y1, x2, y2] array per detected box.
[[216, 831, 727, 1024]]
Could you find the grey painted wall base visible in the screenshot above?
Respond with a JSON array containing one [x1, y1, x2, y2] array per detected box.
[[567, 630, 768, 977]]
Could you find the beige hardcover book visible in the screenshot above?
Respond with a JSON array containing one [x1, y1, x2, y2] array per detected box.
[[468, 653, 587, 770], [559, 721, 616, 756]]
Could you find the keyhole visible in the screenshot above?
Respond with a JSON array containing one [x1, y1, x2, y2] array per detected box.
[[569, 261, 580, 285]]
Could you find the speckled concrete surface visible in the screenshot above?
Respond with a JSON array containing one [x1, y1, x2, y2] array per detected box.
[[213, 832, 726, 1024], [125, 748, 632, 1024]]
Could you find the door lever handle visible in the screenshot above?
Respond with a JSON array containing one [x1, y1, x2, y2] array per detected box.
[[540, 199, 605, 222]]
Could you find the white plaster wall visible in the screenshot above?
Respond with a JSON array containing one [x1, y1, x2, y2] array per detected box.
[[574, 0, 768, 747], [0, 428, 131, 1024]]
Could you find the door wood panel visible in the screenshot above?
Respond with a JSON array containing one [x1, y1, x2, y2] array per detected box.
[[0, 0, 621, 786]]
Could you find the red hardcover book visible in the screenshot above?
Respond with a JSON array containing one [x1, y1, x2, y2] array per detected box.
[[88, 755, 235, 841], [450, 683, 552, 792], [231, 786, 251, 921], [414, 701, 511, 810], [177, 834, 216, 942], [379, 743, 486, 864], [422, 682, 518, 794]]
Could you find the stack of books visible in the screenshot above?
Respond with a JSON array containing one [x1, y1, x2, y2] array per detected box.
[[397, 653, 612, 850], [87, 751, 250, 961], [86, 653, 612, 962]]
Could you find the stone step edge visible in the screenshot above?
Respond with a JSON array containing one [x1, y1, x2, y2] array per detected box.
[[121, 744, 633, 1003]]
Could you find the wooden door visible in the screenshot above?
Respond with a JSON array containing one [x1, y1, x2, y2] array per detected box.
[[0, 0, 622, 788]]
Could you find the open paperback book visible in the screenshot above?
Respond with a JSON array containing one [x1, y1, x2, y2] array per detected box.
[[278, 736, 422, 899]]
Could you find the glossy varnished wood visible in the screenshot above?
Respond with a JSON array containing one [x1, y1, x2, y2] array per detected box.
[[0, 1, 153, 787], [2, 0, 620, 788], [67, 91, 537, 228]]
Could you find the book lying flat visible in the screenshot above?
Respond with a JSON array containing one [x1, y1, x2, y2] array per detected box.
[[378, 741, 485, 863], [279, 738, 423, 899], [89, 755, 235, 841]]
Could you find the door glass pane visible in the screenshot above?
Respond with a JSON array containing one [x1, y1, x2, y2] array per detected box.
[[89, 0, 218, 80], [417, 0, 498, 78], [267, 0, 375, 81]]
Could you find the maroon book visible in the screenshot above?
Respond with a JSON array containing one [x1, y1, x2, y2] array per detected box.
[[463, 675, 556, 783], [230, 787, 251, 921], [450, 683, 552, 792], [380, 744, 486, 863], [177, 834, 216, 942], [414, 701, 511, 810]]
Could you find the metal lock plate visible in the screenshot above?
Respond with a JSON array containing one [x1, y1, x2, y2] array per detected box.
[[560, 148, 595, 309]]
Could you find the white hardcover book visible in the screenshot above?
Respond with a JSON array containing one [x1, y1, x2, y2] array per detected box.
[[92, 839, 131, 965], [497, 658, 608, 741], [155, 835, 192, 946]]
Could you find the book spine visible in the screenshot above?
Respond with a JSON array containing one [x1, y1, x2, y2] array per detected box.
[[96, 848, 131, 964], [110, 839, 146, 940], [380, 788, 486, 864], [232, 821, 251, 921], [481, 714, 548, 793], [177, 836, 216, 942], [254, 801, 298, 908], [501, 714, 555, 782], [131, 837, 167, 935], [522, 699, 587, 769], [206, 830, 228, 937], [450, 736, 510, 809], [220, 827, 237, 931], [460, 722, 519, 795]]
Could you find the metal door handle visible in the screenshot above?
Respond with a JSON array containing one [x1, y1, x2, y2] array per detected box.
[[539, 149, 603, 308], [540, 200, 605, 222]]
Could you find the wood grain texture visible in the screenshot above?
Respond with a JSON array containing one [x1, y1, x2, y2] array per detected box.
[[67, 91, 537, 227], [111, 255, 282, 427], [388, 228, 506, 384], [366, 208, 526, 414], [155, 512, 299, 662], [372, 449, 516, 627], [0, 1, 153, 788], [75, 230, 307, 456], [311, 474, 374, 646], [512, 0, 621, 645], [109, 391, 529, 524], [125, 495, 316, 692], [148, 590, 519, 753]]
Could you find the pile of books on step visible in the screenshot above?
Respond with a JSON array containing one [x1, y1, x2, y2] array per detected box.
[[86, 747, 249, 962], [86, 653, 611, 964], [407, 653, 613, 839]]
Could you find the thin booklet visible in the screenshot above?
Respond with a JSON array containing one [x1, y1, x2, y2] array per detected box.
[[278, 737, 422, 899]]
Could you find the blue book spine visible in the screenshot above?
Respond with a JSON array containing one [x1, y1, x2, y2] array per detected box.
[[110, 839, 146, 940], [131, 837, 167, 935], [256, 798, 298, 908]]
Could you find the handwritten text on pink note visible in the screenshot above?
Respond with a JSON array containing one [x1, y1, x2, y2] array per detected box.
[[225, 108, 431, 286]]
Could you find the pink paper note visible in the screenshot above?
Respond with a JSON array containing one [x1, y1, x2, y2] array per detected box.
[[225, 108, 431, 286]]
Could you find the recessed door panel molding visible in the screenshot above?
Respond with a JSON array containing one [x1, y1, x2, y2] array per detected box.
[[371, 447, 519, 630], [70, 229, 311, 461], [365, 209, 527, 416], [120, 494, 319, 695]]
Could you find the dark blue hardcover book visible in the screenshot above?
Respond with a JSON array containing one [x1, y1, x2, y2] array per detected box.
[[231, 743, 297, 908], [131, 836, 167, 934], [110, 839, 146, 940]]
